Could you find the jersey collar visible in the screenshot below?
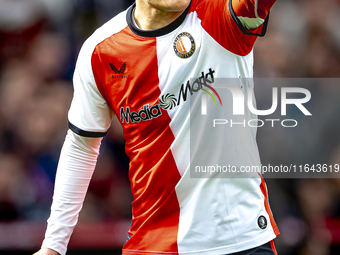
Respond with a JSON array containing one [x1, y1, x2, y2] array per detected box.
[[126, 2, 191, 38]]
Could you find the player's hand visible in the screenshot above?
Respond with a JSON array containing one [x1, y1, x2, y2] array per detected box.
[[33, 248, 60, 255]]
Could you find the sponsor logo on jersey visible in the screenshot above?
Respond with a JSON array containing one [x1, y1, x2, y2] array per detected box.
[[175, 68, 222, 107], [120, 104, 162, 124], [173, 32, 196, 58], [120, 69, 221, 124], [158, 68, 222, 111], [159, 93, 177, 110], [109, 62, 127, 78]]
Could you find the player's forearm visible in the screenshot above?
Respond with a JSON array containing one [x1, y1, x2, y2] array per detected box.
[[41, 130, 102, 255]]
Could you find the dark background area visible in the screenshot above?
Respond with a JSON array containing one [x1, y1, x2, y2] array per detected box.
[[0, 0, 340, 254]]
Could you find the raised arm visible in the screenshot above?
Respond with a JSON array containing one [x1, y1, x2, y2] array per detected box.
[[231, 0, 275, 31], [192, 0, 277, 56]]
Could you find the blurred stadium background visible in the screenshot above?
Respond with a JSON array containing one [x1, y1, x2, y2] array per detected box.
[[0, 0, 339, 254]]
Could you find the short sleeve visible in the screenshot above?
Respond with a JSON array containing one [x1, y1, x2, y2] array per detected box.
[[68, 39, 114, 137]]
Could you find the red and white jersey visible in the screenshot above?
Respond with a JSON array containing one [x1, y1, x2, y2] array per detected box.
[[68, 0, 279, 254]]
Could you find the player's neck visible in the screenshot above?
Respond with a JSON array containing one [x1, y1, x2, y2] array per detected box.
[[134, 2, 185, 31]]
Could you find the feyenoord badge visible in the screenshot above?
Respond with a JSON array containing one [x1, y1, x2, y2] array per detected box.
[[173, 32, 196, 58], [258, 216, 268, 229]]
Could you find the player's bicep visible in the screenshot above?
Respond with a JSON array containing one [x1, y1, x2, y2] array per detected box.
[[230, 0, 275, 34], [193, 0, 275, 56]]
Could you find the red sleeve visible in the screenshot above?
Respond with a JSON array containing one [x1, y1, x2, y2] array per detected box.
[[232, 0, 275, 20], [189, 0, 276, 56]]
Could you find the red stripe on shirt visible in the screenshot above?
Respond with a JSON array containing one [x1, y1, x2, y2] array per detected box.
[[260, 176, 280, 236], [91, 26, 181, 254]]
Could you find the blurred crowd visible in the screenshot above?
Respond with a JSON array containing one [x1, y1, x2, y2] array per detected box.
[[0, 0, 134, 230], [0, 0, 339, 255]]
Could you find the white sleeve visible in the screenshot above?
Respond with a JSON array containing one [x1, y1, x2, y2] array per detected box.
[[41, 129, 102, 255], [68, 34, 114, 137]]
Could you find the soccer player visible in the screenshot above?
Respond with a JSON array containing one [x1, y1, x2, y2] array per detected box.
[[34, 0, 279, 254]]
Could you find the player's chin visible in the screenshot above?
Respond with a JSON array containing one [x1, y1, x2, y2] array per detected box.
[[169, 0, 190, 11], [151, 0, 190, 12]]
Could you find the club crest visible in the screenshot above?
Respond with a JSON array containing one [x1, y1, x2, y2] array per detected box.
[[173, 32, 195, 59]]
